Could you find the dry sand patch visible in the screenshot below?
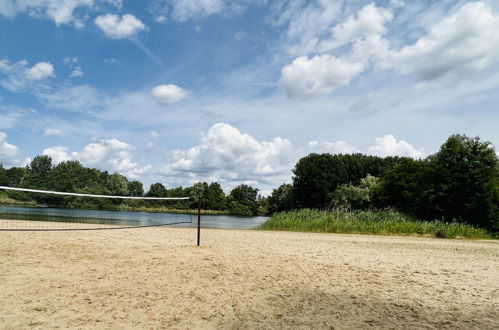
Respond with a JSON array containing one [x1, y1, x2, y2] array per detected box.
[[0, 226, 498, 329]]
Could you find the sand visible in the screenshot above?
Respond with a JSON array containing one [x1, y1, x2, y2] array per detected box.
[[0, 226, 498, 329]]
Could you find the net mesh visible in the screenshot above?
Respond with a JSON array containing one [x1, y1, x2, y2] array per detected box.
[[0, 186, 193, 231]]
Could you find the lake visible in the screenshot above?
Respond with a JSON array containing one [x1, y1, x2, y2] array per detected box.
[[0, 206, 268, 230]]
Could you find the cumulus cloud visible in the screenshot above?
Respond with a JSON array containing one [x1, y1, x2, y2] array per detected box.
[[0, 0, 100, 26], [42, 146, 71, 164], [279, 2, 499, 99], [0, 132, 20, 166], [151, 84, 190, 104], [367, 134, 424, 158], [0, 59, 54, 92], [43, 138, 151, 179], [321, 3, 393, 52], [279, 55, 364, 98], [161, 123, 295, 186], [308, 140, 358, 154], [25, 62, 54, 80], [94, 14, 147, 39], [383, 2, 499, 81], [278, 3, 392, 98]]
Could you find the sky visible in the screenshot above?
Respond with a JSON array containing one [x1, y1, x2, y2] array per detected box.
[[1, 0, 499, 195]]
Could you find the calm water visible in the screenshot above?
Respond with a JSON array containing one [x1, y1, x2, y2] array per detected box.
[[0, 206, 268, 230]]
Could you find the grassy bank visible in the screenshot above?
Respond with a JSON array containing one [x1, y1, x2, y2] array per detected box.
[[116, 205, 230, 215], [258, 209, 491, 239], [0, 194, 37, 207]]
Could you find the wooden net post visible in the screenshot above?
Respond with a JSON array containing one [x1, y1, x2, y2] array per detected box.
[[197, 199, 201, 246]]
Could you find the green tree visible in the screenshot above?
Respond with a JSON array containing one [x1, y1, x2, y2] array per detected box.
[[229, 184, 259, 216], [204, 182, 226, 210], [428, 135, 499, 231], [375, 158, 430, 216], [146, 183, 167, 197], [331, 175, 380, 210], [49, 160, 86, 192], [6, 167, 26, 187], [23, 155, 53, 189], [106, 173, 129, 196], [0, 164, 8, 186], [292, 153, 400, 209], [128, 180, 144, 197], [268, 183, 294, 214]]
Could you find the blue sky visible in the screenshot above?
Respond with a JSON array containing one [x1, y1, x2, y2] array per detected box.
[[1, 0, 499, 194]]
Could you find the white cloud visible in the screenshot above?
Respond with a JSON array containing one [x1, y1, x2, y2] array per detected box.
[[37, 85, 101, 112], [0, 0, 94, 26], [278, 3, 393, 98], [0, 131, 20, 166], [25, 62, 54, 80], [320, 3, 393, 52], [64, 57, 84, 77], [279, 55, 364, 98], [161, 123, 295, 187], [367, 134, 424, 158], [43, 128, 64, 136], [383, 2, 499, 81], [69, 67, 84, 77], [0, 59, 54, 92], [277, 2, 499, 99], [42, 146, 71, 164], [94, 14, 147, 39], [271, 0, 343, 55], [151, 84, 190, 104], [73, 138, 151, 179], [308, 140, 358, 154], [154, 15, 166, 23], [43, 138, 151, 179], [170, 0, 226, 21]]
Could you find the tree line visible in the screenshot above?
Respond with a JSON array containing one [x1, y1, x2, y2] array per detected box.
[[0, 156, 263, 216], [1, 134, 498, 231], [267, 134, 498, 232]]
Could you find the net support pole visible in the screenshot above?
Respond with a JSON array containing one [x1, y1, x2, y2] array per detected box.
[[197, 200, 201, 246]]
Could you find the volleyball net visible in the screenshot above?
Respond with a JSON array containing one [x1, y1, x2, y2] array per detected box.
[[0, 186, 195, 231]]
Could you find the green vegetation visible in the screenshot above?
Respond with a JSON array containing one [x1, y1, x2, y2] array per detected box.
[[1, 133, 498, 235], [0, 159, 263, 216], [0, 192, 37, 207], [280, 134, 499, 234], [258, 209, 491, 239]]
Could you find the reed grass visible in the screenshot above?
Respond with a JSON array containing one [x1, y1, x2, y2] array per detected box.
[[0, 194, 37, 207], [258, 209, 491, 239], [116, 204, 230, 215]]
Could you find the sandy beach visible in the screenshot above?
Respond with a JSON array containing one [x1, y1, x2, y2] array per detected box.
[[0, 226, 498, 329]]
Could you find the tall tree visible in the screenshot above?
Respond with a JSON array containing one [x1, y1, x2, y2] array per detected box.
[[106, 173, 129, 196], [229, 184, 259, 216], [49, 160, 86, 192], [6, 167, 26, 187], [0, 164, 8, 186], [428, 135, 499, 230], [23, 155, 53, 189], [128, 180, 144, 197], [268, 183, 294, 214], [146, 183, 167, 197], [204, 182, 226, 210], [375, 158, 431, 216]]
